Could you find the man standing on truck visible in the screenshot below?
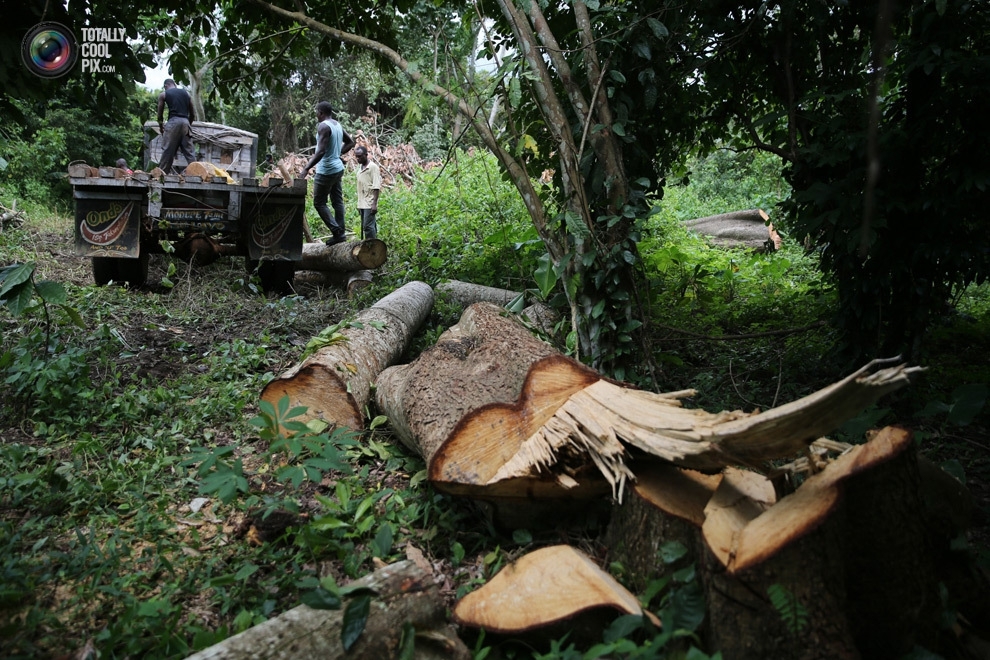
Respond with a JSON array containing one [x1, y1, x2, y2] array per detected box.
[[299, 101, 355, 245], [354, 145, 381, 240], [156, 79, 197, 174]]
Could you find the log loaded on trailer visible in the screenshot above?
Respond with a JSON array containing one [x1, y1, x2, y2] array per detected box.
[[68, 121, 305, 294]]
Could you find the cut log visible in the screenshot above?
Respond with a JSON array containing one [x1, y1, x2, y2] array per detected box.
[[186, 560, 469, 660], [376, 302, 921, 508], [375, 303, 607, 506], [299, 240, 387, 272], [293, 269, 374, 297], [436, 280, 526, 308], [262, 281, 433, 431], [683, 209, 781, 251], [453, 545, 658, 636]]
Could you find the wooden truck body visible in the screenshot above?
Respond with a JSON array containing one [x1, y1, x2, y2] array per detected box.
[[69, 122, 304, 293]]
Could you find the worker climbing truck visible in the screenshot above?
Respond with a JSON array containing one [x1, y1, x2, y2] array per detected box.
[[68, 121, 305, 294]]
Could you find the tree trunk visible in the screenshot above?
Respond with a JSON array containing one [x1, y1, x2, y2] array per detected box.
[[186, 560, 469, 660], [293, 269, 373, 297], [299, 240, 387, 272], [262, 281, 433, 431], [606, 427, 938, 660], [376, 303, 920, 510], [683, 209, 781, 250], [436, 280, 526, 308]]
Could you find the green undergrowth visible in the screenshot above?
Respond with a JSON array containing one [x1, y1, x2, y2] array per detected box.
[[2, 147, 987, 658]]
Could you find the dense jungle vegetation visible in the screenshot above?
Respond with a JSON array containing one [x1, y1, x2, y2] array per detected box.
[[2, 0, 988, 657]]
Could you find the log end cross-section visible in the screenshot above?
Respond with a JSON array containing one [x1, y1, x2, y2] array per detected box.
[[452, 545, 657, 634]]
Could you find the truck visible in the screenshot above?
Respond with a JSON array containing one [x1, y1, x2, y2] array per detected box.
[[68, 121, 306, 294]]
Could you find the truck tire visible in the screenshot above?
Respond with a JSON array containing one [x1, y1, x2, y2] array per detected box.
[[258, 260, 295, 296], [116, 253, 149, 288], [92, 257, 118, 285]]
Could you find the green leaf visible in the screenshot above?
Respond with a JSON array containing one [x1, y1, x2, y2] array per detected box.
[[341, 593, 372, 650], [3, 283, 35, 315], [301, 586, 342, 610], [603, 614, 644, 643], [534, 253, 558, 298], [235, 563, 259, 580], [947, 383, 987, 426], [0, 262, 34, 297], [646, 18, 669, 39], [564, 210, 592, 242], [659, 540, 688, 564], [669, 581, 706, 632], [138, 599, 171, 617], [33, 280, 66, 305], [612, 122, 626, 137], [59, 304, 86, 329], [511, 528, 532, 545], [398, 622, 417, 660], [372, 524, 394, 558]]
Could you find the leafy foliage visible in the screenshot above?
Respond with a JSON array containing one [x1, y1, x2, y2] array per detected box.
[[767, 583, 809, 637]]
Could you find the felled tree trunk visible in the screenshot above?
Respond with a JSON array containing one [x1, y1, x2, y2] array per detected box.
[[374, 303, 607, 508], [186, 560, 469, 660], [293, 269, 373, 297], [684, 209, 781, 251], [299, 239, 387, 271], [262, 281, 433, 430], [376, 304, 920, 510], [436, 280, 526, 308]]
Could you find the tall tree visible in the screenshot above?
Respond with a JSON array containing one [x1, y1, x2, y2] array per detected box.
[[688, 0, 990, 361]]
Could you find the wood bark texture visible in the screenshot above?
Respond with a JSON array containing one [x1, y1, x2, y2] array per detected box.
[[299, 239, 387, 271], [374, 302, 604, 503], [293, 269, 373, 297], [186, 560, 469, 660], [684, 209, 781, 250], [378, 302, 920, 510], [262, 281, 433, 430], [436, 280, 526, 308], [607, 427, 936, 660]]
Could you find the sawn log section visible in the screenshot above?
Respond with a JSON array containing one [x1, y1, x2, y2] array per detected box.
[[262, 281, 433, 430], [374, 302, 921, 503]]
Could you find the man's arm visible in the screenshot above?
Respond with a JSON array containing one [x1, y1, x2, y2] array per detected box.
[[341, 130, 355, 156], [369, 163, 381, 210], [187, 92, 196, 124], [156, 92, 166, 131], [301, 123, 329, 177]]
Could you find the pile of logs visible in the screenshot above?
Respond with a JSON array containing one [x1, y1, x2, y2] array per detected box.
[[204, 281, 985, 659], [292, 239, 388, 298]]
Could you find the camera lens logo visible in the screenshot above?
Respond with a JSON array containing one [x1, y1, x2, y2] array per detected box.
[[21, 22, 78, 78]]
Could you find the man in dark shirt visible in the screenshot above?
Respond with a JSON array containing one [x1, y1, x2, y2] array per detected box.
[[156, 79, 197, 174]]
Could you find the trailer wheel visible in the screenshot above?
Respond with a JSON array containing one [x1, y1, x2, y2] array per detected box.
[[118, 253, 149, 288], [258, 260, 295, 296], [92, 257, 118, 285]]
